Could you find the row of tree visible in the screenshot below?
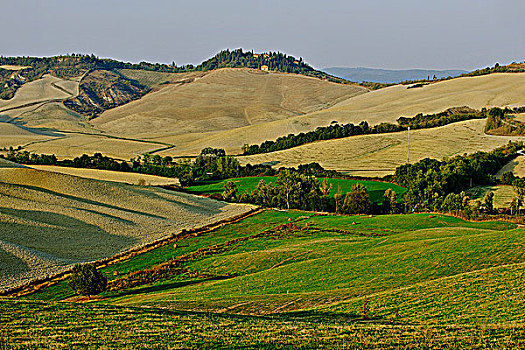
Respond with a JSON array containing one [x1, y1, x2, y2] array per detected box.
[[242, 107, 490, 155]]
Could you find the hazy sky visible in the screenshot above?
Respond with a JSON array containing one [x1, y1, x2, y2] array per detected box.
[[2, 0, 524, 70]]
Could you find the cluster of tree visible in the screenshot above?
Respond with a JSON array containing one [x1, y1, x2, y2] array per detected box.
[[3, 149, 57, 165], [220, 170, 389, 214], [242, 107, 487, 155], [193, 49, 355, 85], [219, 170, 400, 215], [394, 142, 522, 217], [484, 106, 525, 135], [397, 106, 482, 129]]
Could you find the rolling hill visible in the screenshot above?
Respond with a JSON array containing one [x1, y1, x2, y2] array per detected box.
[[91, 68, 366, 138], [7, 210, 525, 348], [323, 67, 467, 84], [0, 164, 252, 292], [238, 118, 525, 177], [144, 72, 525, 159]]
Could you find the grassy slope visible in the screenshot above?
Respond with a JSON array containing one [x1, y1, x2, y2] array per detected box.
[[10, 210, 525, 348], [186, 176, 406, 203], [27, 211, 518, 313]]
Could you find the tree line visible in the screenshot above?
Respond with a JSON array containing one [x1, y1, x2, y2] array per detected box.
[[242, 106, 489, 155], [5, 142, 524, 218], [394, 141, 522, 218]]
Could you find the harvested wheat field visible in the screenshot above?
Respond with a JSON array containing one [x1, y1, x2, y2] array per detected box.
[[116, 69, 197, 88], [497, 155, 525, 178], [92, 68, 366, 139], [0, 65, 30, 70], [31, 165, 180, 186], [239, 119, 525, 177], [6, 102, 88, 132], [153, 72, 525, 156], [0, 122, 58, 149], [0, 167, 252, 291], [0, 158, 28, 168], [22, 133, 163, 160], [0, 75, 77, 112], [466, 185, 515, 209]]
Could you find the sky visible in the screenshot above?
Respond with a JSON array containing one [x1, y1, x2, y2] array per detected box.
[[2, 0, 524, 71]]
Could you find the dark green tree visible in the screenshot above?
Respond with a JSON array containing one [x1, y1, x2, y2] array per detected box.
[[342, 184, 371, 214], [483, 191, 494, 213], [382, 188, 397, 214], [68, 263, 107, 299]]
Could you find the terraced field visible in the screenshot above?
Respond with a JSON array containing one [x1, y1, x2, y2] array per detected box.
[[0, 165, 252, 291]]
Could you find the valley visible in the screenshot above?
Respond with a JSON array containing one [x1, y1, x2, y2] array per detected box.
[[2, 51, 525, 349]]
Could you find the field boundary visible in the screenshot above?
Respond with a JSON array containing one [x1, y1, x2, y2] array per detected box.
[[0, 206, 263, 297]]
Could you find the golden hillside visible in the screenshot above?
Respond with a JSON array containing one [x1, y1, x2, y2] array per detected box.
[[239, 119, 525, 177], [92, 68, 366, 138], [153, 72, 525, 156]]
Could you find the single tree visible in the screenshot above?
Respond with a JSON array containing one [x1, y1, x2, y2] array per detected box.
[[382, 188, 397, 214], [222, 181, 238, 202], [342, 184, 371, 214], [483, 191, 494, 213], [68, 263, 107, 299]]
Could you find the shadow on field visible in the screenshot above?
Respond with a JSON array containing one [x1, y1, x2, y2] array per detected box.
[[8, 183, 167, 220], [114, 276, 231, 298]]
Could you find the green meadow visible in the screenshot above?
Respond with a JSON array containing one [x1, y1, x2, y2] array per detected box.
[[7, 210, 525, 348], [186, 176, 406, 203]]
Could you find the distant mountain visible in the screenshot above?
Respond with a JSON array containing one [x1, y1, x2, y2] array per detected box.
[[322, 67, 468, 84]]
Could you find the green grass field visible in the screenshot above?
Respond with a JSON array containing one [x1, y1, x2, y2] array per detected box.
[[3, 299, 525, 349], [186, 177, 406, 203], [8, 210, 525, 348]]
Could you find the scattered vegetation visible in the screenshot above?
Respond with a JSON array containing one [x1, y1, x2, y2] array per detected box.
[[484, 106, 525, 135]]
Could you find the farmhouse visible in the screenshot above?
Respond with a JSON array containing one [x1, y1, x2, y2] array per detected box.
[[261, 65, 269, 71]]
